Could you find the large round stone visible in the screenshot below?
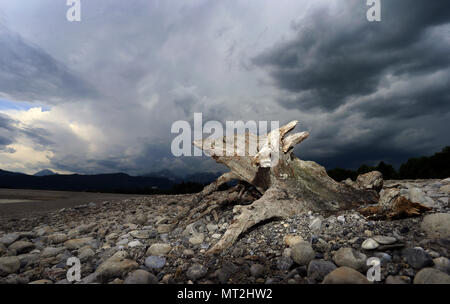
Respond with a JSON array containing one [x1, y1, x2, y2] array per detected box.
[[0, 256, 20, 276], [291, 241, 315, 266], [186, 264, 207, 281], [307, 259, 337, 282], [95, 251, 138, 282], [421, 213, 450, 238], [124, 269, 158, 284], [322, 266, 370, 284], [146, 243, 172, 256], [333, 247, 367, 271], [413, 268, 450, 284]]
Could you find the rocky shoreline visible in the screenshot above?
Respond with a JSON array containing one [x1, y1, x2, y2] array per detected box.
[[0, 179, 449, 284]]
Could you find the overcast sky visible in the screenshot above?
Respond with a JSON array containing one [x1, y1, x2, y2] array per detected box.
[[0, 0, 449, 176]]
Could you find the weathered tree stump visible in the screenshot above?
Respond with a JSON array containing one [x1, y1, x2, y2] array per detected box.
[[179, 120, 429, 254]]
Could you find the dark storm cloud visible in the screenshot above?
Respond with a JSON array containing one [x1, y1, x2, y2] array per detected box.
[[253, 0, 450, 113], [49, 141, 225, 176], [0, 24, 97, 103], [249, 0, 450, 169], [1, 0, 448, 174], [0, 113, 16, 150]]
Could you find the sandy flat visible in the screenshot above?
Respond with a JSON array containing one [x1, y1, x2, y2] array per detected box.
[[0, 188, 145, 219]]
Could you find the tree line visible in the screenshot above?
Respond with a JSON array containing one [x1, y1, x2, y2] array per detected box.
[[327, 146, 450, 182]]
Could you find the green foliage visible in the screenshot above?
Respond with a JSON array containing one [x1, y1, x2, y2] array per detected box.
[[327, 146, 449, 182], [327, 168, 358, 182], [399, 146, 450, 179]]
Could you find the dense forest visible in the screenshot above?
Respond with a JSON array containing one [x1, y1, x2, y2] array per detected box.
[[327, 146, 450, 182]]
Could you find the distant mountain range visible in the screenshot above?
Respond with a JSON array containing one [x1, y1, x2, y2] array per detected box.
[[143, 170, 222, 184], [0, 169, 223, 193]]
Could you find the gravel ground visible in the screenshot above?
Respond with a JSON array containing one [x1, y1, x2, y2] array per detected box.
[[0, 179, 449, 284]]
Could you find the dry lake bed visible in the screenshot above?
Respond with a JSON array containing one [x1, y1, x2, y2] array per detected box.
[[0, 188, 144, 219]]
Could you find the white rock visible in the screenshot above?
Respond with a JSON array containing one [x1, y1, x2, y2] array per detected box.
[[372, 235, 397, 245], [361, 238, 379, 250], [146, 243, 172, 256], [128, 240, 144, 248], [337, 216, 346, 224], [409, 188, 426, 204], [211, 233, 222, 239], [189, 233, 205, 245], [206, 224, 218, 233], [116, 239, 129, 246], [309, 218, 322, 232]]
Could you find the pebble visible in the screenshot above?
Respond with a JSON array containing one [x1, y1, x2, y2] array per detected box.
[[250, 264, 265, 278], [183, 249, 195, 257], [361, 238, 379, 250], [385, 275, 411, 284], [130, 230, 152, 239], [333, 247, 367, 271], [189, 233, 205, 245], [0, 256, 21, 276], [283, 235, 303, 247], [29, 279, 53, 284], [421, 213, 450, 238], [0, 233, 20, 246], [78, 247, 95, 260], [309, 218, 322, 232], [291, 241, 315, 266], [402, 248, 433, 269], [128, 240, 144, 248], [440, 185, 450, 193], [364, 230, 373, 237], [433, 257, 450, 274], [146, 243, 172, 256], [41, 247, 64, 258], [64, 237, 93, 250], [277, 256, 294, 271], [8, 241, 35, 254], [95, 251, 138, 282], [413, 268, 450, 284], [206, 224, 218, 233], [307, 259, 337, 282], [373, 252, 392, 265], [408, 188, 426, 204], [47, 233, 68, 244], [157, 224, 172, 234], [186, 264, 207, 281], [322, 266, 370, 284], [144, 256, 166, 269], [124, 269, 158, 284], [372, 235, 397, 245], [160, 234, 169, 243]]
